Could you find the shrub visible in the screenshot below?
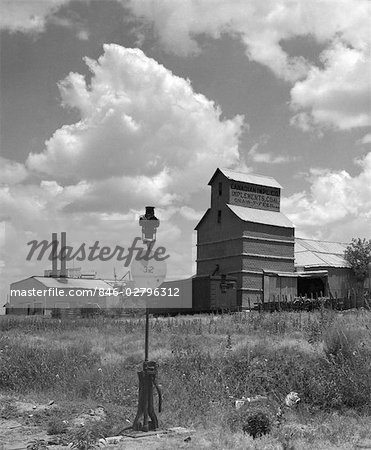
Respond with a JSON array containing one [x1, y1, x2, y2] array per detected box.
[[26, 440, 48, 450], [323, 326, 358, 362], [47, 418, 68, 435], [69, 427, 103, 450], [242, 411, 271, 439]]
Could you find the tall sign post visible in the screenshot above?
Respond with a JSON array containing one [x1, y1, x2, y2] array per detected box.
[[129, 207, 166, 432]]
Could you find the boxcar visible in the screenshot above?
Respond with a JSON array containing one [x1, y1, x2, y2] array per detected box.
[[150, 275, 238, 315]]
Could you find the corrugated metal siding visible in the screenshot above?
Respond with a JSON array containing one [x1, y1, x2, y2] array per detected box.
[[295, 238, 349, 268], [227, 204, 294, 228], [295, 252, 348, 268], [296, 238, 347, 254], [33, 276, 113, 290]]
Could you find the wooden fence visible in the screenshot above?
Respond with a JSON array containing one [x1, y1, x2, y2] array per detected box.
[[251, 290, 371, 312]]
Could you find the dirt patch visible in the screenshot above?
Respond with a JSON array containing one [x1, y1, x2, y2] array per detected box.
[[0, 394, 195, 449], [0, 395, 64, 449], [0, 418, 54, 450]]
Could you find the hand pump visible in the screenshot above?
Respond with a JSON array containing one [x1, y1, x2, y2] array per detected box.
[[130, 207, 162, 432]]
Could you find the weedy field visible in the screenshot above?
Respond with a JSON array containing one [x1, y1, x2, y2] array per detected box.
[[0, 309, 371, 449]]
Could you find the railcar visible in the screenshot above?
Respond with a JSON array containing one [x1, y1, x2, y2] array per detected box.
[[149, 275, 238, 315]]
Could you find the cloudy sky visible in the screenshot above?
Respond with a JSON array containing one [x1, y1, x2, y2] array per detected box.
[[0, 0, 370, 301]]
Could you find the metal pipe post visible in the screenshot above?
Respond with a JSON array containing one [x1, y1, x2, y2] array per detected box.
[[145, 306, 149, 362]]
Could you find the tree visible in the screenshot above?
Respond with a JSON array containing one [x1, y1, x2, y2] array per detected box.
[[344, 238, 371, 282]]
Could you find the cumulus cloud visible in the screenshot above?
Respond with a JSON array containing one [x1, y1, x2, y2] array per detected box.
[[127, 0, 371, 132], [76, 29, 89, 41], [0, 0, 71, 33], [0, 177, 195, 303], [357, 134, 371, 145], [0, 158, 28, 185], [281, 152, 371, 241], [179, 206, 203, 221], [61, 172, 179, 213], [27, 44, 243, 209], [2, 44, 242, 298], [127, 0, 316, 81], [4, 0, 369, 134], [247, 143, 296, 164], [291, 41, 371, 131], [0, 0, 91, 41]]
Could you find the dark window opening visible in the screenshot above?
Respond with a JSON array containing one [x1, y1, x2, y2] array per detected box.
[[218, 182, 222, 196], [297, 277, 326, 298], [217, 210, 221, 223]]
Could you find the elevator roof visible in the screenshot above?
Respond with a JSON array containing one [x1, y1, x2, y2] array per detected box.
[[227, 204, 294, 228], [209, 168, 282, 189]]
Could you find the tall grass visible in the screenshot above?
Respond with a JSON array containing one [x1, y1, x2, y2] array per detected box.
[[1, 311, 370, 434]]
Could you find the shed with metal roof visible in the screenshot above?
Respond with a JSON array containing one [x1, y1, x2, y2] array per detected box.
[[295, 238, 349, 269], [8, 276, 120, 316], [294, 238, 356, 298]]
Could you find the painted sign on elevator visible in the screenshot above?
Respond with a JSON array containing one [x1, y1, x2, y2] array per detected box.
[[229, 183, 280, 211]]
